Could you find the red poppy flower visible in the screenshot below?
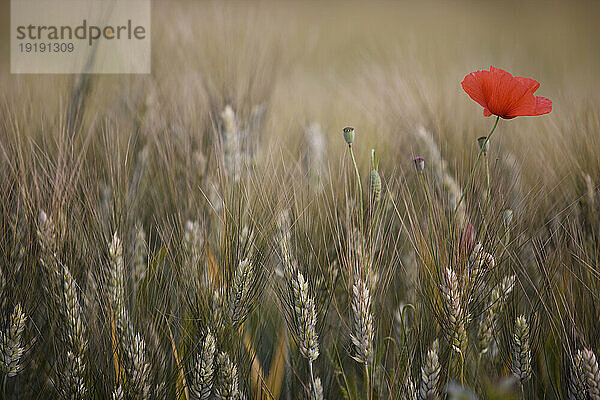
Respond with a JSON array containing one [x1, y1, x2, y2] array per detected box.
[[461, 66, 552, 119]]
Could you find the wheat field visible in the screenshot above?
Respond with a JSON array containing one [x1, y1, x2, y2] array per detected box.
[[0, 1, 599, 399]]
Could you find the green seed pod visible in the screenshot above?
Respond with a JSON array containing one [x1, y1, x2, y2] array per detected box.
[[343, 127, 355, 145], [370, 169, 382, 202]]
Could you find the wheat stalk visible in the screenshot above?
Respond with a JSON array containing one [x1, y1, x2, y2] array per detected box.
[[133, 224, 148, 294], [108, 233, 152, 398]]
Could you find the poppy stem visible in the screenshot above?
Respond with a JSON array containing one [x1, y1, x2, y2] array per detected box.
[[450, 116, 500, 230], [348, 145, 365, 256], [477, 154, 491, 240]]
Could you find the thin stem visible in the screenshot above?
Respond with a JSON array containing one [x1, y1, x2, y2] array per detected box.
[[459, 350, 465, 386], [420, 173, 436, 263], [349, 145, 365, 256], [520, 381, 525, 400], [485, 154, 490, 211], [2, 375, 6, 400], [450, 116, 500, 230], [368, 196, 383, 271], [477, 154, 491, 240], [308, 360, 318, 400], [364, 362, 371, 400], [498, 225, 510, 263]]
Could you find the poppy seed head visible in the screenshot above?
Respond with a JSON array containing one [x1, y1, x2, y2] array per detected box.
[[343, 127, 355, 144], [413, 157, 425, 173]]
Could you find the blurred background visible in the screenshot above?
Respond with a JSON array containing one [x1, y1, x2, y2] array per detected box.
[[1, 0, 599, 188], [0, 1, 599, 399]]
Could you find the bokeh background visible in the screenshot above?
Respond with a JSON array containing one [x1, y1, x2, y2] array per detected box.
[[0, 1, 599, 399]]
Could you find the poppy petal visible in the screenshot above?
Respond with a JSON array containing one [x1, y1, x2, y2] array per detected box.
[[462, 71, 488, 110], [515, 76, 540, 94], [486, 68, 536, 118], [534, 96, 552, 115]]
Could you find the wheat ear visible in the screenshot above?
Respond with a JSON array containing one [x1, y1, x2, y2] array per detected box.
[[214, 351, 239, 400], [228, 258, 254, 327], [0, 303, 26, 378], [350, 278, 374, 365], [511, 315, 532, 385], [441, 267, 467, 356], [61, 265, 88, 398], [419, 339, 440, 400], [190, 330, 216, 400], [568, 350, 587, 400], [582, 348, 600, 400]]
